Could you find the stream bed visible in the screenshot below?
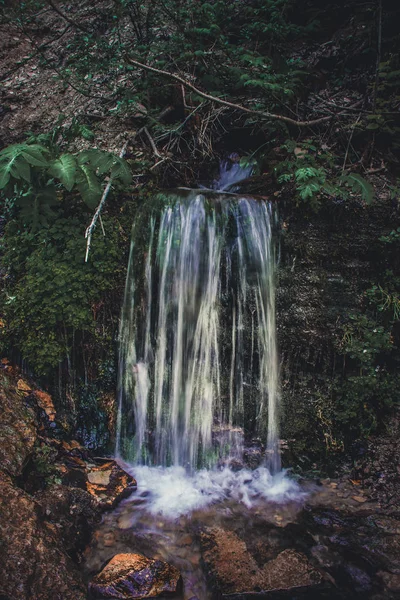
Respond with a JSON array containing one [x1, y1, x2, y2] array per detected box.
[[83, 465, 400, 599]]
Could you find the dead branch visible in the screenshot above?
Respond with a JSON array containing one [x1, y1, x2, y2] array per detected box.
[[143, 127, 162, 158], [125, 57, 341, 128], [342, 113, 362, 174], [85, 140, 129, 263]]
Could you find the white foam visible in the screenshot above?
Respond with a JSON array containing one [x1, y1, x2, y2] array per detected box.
[[126, 465, 307, 519]]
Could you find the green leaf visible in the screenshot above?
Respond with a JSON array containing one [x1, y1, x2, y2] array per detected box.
[[10, 155, 31, 183], [76, 165, 102, 208], [77, 149, 114, 174], [49, 154, 77, 191], [111, 157, 132, 184], [20, 144, 50, 167], [0, 143, 51, 189], [340, 173, 374, 205]]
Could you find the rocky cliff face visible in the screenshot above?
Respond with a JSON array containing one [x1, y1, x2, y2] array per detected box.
[[0, 365, 135, 600], [277, 193, 399, 467]]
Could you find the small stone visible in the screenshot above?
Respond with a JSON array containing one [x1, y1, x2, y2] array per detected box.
[[88, 470, 112, 486], [352, 495, 368, 503], [103, 532, 116, 547], [17, 379, 31, 392], [33, 390, 56, 421], [180, 534, 193, 546]]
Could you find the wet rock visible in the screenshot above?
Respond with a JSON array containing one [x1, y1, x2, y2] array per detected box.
[[200, 527, 322, 596], [89, 552, 182, 599], [0, 471, 86, 600], [343, 563, 372, 592], [37, 484, 101, 559], [84, 460, 137, 509], [261, 549, 322, 590], [33, 389, 57, 421], [0, 367, 135, 599], [200, 527, 259, 593], [377, 571, 400, 591], [0, 371, 37, 477], [48, 439, 137, 509]]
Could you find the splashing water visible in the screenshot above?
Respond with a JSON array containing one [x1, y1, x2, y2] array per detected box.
[[126, 465, 306, 518], [211, 154, 253, 191]]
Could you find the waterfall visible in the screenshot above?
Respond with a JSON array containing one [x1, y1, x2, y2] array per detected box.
[[117, 186, 281, 473]]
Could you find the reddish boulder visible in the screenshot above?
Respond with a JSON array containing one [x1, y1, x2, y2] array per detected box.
[[85, 460, 137, 509], [89, 552, 182, 599], [0, 471, 86, 600], [200, 526, 322, 596], [0, 371, 37, 477]]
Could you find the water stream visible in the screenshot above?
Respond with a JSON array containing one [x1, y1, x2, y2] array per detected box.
[[117, 162, 282, 476]]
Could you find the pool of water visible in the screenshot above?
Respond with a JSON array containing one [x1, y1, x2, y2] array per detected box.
[[84, 465, 311, 599]]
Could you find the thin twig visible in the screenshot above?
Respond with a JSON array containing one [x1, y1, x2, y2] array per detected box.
[[85, 140, 129, 262], [143, 127, 162, 158], [99, 213, 106, 236], [342, 113, 362, 174]]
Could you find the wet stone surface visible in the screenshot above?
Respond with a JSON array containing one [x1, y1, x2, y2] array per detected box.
[[89, 552, 182, 599], [84, 471, 400, 600]]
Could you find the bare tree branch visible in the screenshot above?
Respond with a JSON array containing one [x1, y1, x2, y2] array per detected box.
[[143, 127, 162, 158], [125, 57, 335, 128], [85, 140, 129, 263]]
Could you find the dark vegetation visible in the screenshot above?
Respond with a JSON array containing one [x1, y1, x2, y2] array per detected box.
[[0, 0, 399, 464]]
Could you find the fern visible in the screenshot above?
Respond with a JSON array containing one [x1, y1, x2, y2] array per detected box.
[[295, 167, 322, 182]]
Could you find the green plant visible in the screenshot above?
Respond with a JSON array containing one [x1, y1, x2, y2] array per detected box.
[[0, 142, 132, 227], [379, 227, 400, 244], [32, 443, 61, 485], [0, 213, 125, 375], [333, 311, 399, 442], [276, 140, 374, 209]]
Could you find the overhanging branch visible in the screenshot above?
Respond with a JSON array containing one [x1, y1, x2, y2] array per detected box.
[[125, 57, 334, 128]]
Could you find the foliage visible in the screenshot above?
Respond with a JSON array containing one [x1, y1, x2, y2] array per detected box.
[[334, 308, 399, 443], [0, 212, 126, 375], [379, 227, 400, 244], [1, 0, 400, 459], [275, 140, 374, 209], [0, 142, 132, 227], [31, 443, 61, 485]]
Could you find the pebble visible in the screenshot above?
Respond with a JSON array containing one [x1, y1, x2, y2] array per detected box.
[[103, 532, 116, 547], [352, 495, 368, 503]]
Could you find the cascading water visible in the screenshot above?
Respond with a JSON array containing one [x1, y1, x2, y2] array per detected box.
[[117, 161, 281, 474]]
